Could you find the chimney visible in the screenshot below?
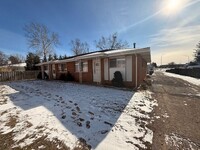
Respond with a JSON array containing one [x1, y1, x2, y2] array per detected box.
[[133, 43, 136, 48]]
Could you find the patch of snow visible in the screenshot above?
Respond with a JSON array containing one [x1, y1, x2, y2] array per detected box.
[[163, 71, 200, 86], [155, 116, 160, 119], [0, 80, 157, 149], [162, 112, 169, 118], [38, 145, 46, 149], [165, 133, 198, 149], [196, 94, 200, 97]]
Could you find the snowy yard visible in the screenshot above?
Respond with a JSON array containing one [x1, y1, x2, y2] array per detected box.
[[0, 80, 157, 150]]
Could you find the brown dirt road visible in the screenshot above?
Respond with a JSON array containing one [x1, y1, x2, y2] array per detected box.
[[150, 71, 200, 150]]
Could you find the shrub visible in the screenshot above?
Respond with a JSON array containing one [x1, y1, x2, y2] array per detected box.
[[59, 71, 74, 81], [59, 73, 66, 81], [37, 72, 49, 80], [66, 71, 74, 81], [112, 71, 124, 87]]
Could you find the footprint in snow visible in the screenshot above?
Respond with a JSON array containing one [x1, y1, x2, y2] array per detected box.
[[79, 118, 84, 122], [62, 115, 66, 119], [76, 106, 80, 112], [86, 121, 90, 129], [72, 112, 77, 116]]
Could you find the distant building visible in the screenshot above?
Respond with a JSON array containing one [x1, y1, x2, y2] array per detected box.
[[0, 63, 26, 72]]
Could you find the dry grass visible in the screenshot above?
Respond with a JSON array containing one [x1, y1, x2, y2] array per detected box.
[[73, 138, 91, 150], [5, 115, 18, 128], [17, 136, 70, 150], [0, 131, 15, 150], [0, 96, 7, 105], [0, 132, 92, 150], [138, 78, 152, 91], [0, 122, 91, 150]]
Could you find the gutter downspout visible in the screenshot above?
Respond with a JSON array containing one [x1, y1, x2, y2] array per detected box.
[[134, 53, 138, 89]]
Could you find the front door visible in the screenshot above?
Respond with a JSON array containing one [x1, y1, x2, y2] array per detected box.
[[93, 58, 101, 83]]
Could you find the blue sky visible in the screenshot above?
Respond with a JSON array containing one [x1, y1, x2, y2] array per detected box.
[[0, 0, 200, 64]]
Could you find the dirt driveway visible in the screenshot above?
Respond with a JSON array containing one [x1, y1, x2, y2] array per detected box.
[[150, 71, 200, 149]]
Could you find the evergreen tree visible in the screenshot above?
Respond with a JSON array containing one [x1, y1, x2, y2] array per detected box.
[[59, 55, 63, 60], [48, 54, 53, 61], [25, 52, 40, 70], [53, 53, 58, 60], [63, 54, 67, 59]]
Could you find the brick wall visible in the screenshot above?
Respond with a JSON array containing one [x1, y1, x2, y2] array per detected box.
[[136, 54, 147, 85], [66, 62, 79, 82], [82, 59, 93, 83], [66, 60, 93, 83]]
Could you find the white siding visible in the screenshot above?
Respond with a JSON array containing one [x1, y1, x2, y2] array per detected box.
[[126, 56, 132, 81], [104, 58, 108, 80]]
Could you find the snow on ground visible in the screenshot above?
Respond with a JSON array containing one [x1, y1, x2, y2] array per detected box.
[[165, 133, 199, 149], [157, 70, 200, 86], [0, 80, 157, 150]]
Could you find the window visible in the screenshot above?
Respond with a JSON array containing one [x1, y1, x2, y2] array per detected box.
[[109, 58, 125, 68], [58, 64, 67, 72], [117, 58, 125, 68], [75, 61, 88, 72], [75, 62, 79, 72], [58, 64, 61, 71], [81, 61, 88, 72], [110, 59, 116, 68]]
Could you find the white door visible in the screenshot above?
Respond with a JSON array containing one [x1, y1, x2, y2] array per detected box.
[[93, 58, 101, 83]]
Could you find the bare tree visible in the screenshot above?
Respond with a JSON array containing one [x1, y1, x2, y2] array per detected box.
[[70, 38, 90, 55], [8, 54, 24, 64], [24, 22, 60, 62], [0, 51, 8, 66], [95, 32, 129, 50]]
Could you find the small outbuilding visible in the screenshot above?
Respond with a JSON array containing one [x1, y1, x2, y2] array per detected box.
[[36, 47, 151, 88]]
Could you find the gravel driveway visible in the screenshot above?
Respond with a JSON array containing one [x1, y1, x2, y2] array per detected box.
[[150, 71, 200, 149]]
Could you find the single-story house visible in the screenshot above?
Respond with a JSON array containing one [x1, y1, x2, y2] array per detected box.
[[36, 47, 151, 88], [0, 63, 26, 72]]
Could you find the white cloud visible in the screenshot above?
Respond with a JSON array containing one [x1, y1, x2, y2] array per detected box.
[[150, 25, 200, 48], [119, 0, 200, 34], [149, 24, 200, 65]]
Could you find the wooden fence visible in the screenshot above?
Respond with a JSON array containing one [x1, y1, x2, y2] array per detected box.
[[0, 71, 40, 82]]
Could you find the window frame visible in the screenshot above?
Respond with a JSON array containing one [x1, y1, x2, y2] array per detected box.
[[75, 61, 88, 72], [75, 62, 80, 72], [58, 63, 67, 72], [109, 58, 125, 68]]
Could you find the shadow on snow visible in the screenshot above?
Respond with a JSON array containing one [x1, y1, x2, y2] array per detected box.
[[2, 80, 134, 149]]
